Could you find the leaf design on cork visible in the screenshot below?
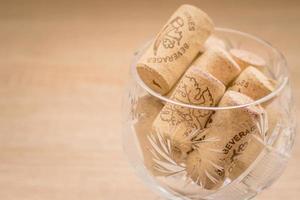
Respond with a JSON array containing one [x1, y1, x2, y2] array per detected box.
[[160, 75, 214, 129], [174, 75, 214, 106], [160, 105, 194, 126], [153, 16, 184, 56], [193, 87, 214, 119], [194, 88, 214, 106]]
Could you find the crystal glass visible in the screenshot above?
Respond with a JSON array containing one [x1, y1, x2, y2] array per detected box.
[[122, 28, 295, 200]]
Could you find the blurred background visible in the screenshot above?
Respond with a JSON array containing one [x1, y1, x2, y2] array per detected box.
[[0, 0, 299, 199]]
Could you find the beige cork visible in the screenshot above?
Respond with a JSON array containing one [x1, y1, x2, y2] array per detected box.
[[185, 91, 265, 189], [137, 4, 214, 95], [152, 68, 225, 163], [133, 95, 165, 176], [230, 48, 266, 71], [224, 67, 277, 182], [193, 47, 241, 86], [229, 66, 276, 101], [226, 103, 282, 182], [226, 101, 285, 182]]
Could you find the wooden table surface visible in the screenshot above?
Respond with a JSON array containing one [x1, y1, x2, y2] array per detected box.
[[0, 0, 299, 199]]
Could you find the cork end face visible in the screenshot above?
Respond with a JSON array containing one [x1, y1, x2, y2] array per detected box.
[[137, 64, 170, 95], [230, 48, 266, 70]]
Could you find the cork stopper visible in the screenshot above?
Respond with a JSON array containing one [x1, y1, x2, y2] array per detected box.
[[224, 67, 277, 182], [152, 68, 225, 162], [229, 66, 276, 100], [137, 4, 214, 95], [185, 91, 265, 189], [193, 47, 241, 86], [222, 101, 281, 183], [230, 48, 266, 71]]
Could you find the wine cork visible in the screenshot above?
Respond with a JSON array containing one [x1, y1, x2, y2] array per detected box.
[[223, 67, 277, 182], [229, 66, 276, 101], [185, 91, 265, 189], [193, 47, 241, 86], [199, 35, 228, 53], [226, 102, 281, 181], [230, 48, 266, 71], [137, 4, 214, 95], [153, 68, 225, 163], [225, 117, 274, 183], [133, 95, 165, 176]]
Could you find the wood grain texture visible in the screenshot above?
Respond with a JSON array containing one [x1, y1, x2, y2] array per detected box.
[[0, 0, 299, 199]]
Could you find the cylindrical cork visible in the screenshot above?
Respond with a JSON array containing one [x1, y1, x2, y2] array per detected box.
[[224, 67, 277, 182], [229, 66, 276, 101], [193, 47, 241, 86], [230, 49, 266, 71], [152, 68, 225, 163], [133, 95, 165, 176], [137, 4, 214, 95], [185, 91, 265, 189], [226, 99, 284, 182]]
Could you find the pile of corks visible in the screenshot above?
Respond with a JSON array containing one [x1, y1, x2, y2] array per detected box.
[[133, 4, 278, 190]]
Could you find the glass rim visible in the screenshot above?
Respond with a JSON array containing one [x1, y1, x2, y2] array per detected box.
[[131, 27, 289, 110]]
